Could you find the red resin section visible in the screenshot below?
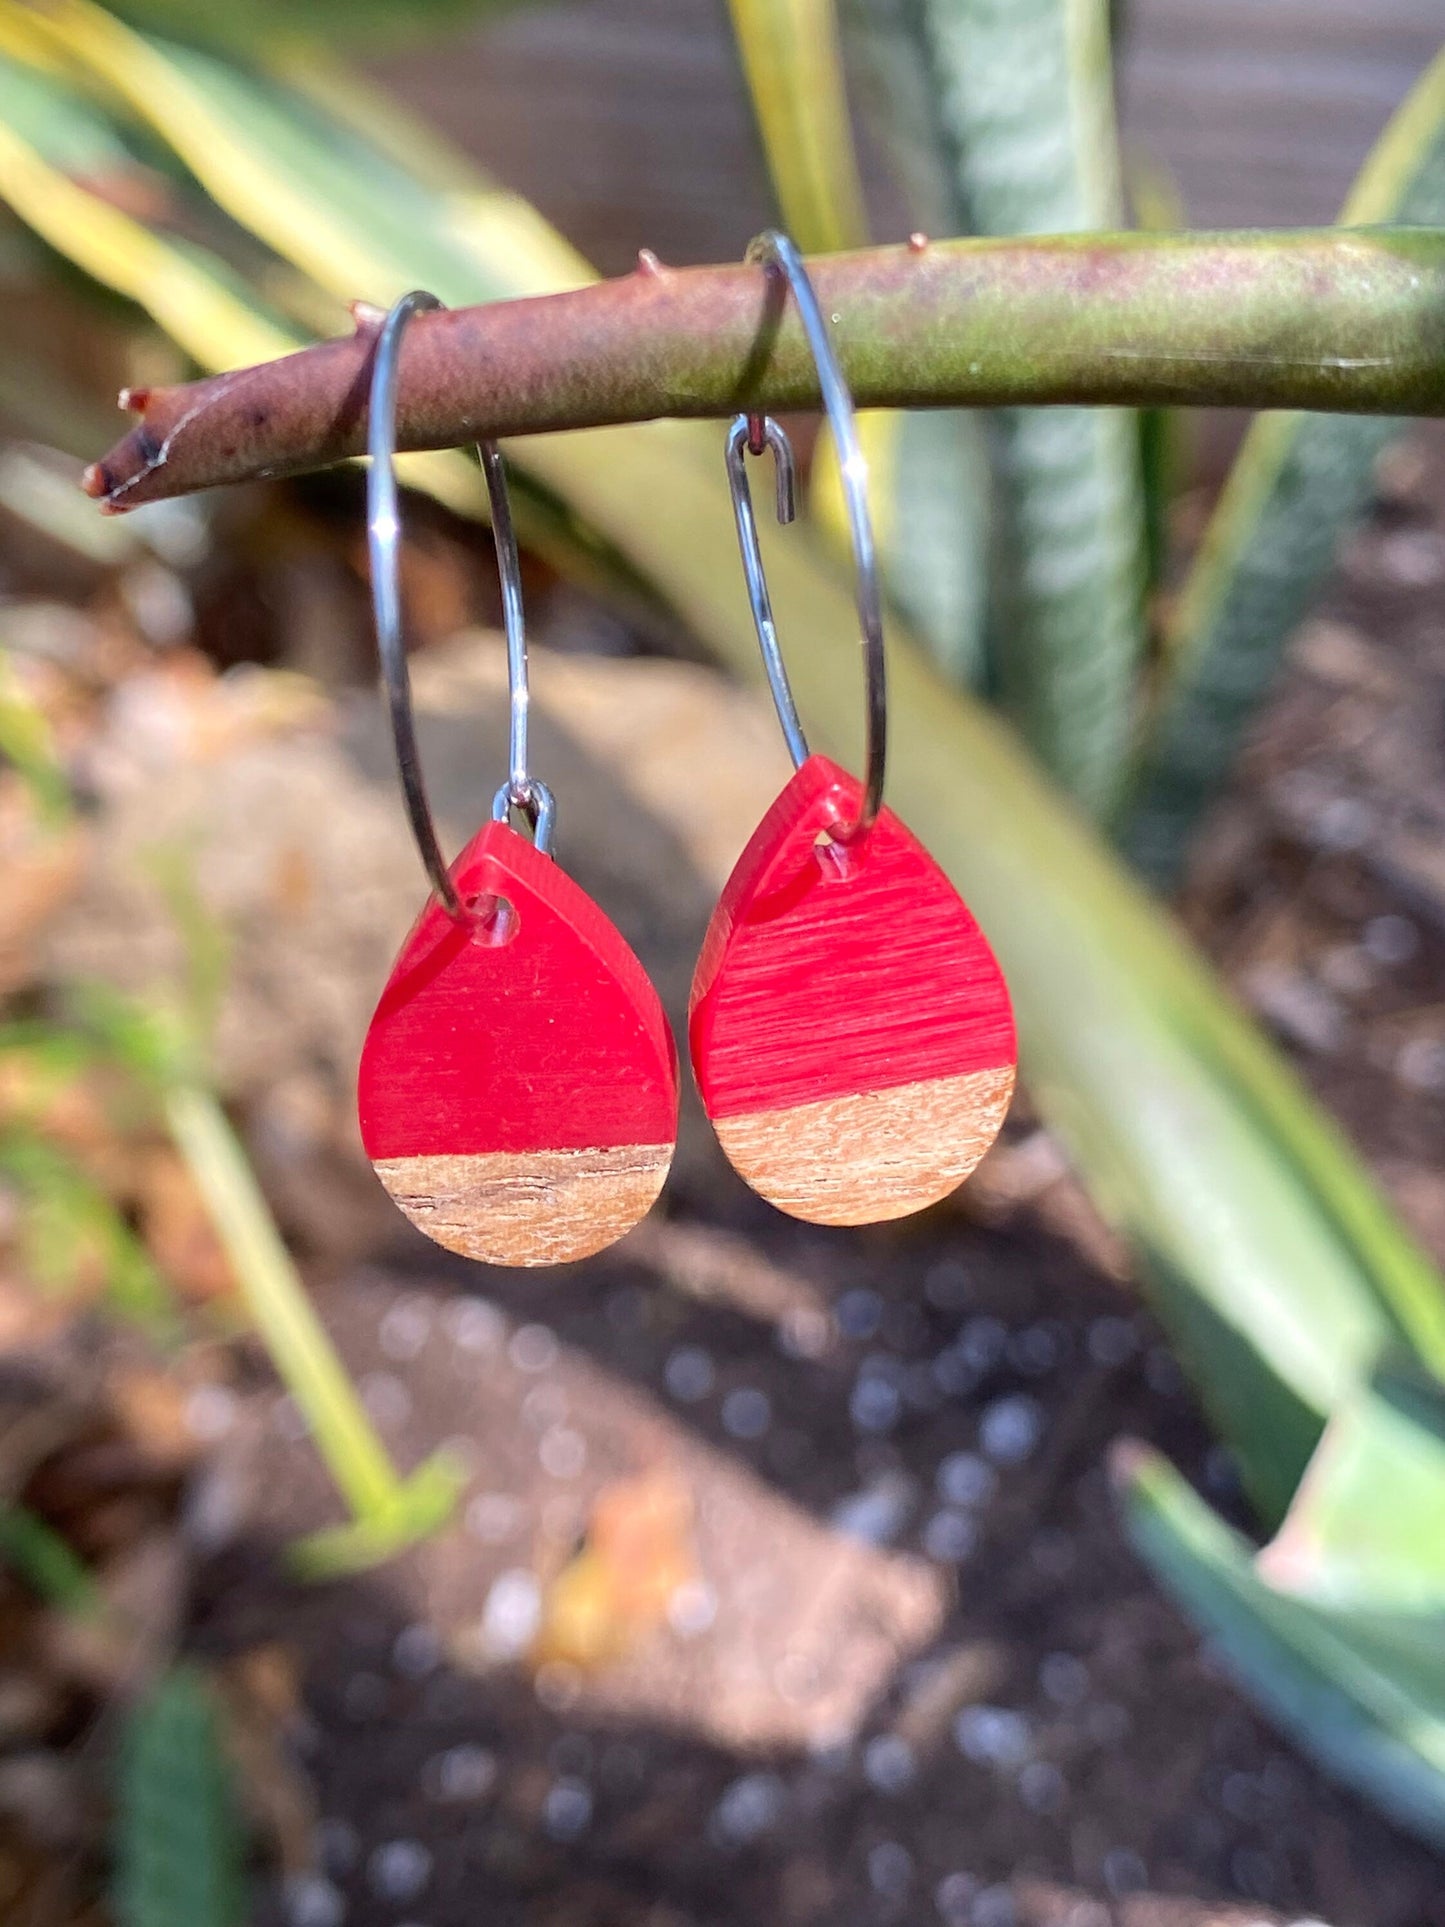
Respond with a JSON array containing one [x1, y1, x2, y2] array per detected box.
[[689, 755, 1015, 1120], [359, 821, 678, 1160]]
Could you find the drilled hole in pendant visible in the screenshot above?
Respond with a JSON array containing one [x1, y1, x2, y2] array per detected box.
[[465, 891, 519, 946], [813, 827, 860, 882]]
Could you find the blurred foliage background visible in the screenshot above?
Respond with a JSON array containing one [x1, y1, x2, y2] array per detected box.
[[0, 1, 1443, 1923]]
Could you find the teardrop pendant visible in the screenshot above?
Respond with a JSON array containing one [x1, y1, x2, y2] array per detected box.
[[689, 755, 1015, 1225], [361, 821, 678, 1265]]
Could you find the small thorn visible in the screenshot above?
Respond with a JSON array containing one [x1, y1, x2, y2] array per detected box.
[[907, 230, 930, 254], [118, 385, 150, 413], [635, 248, 666, 278], [81, 461, 108, 498], [350, 299, 386, 333]]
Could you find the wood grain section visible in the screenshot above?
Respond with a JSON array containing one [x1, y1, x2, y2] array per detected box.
[[372, 1142, 672, 1265], [712, 1064, 1016, 1226]]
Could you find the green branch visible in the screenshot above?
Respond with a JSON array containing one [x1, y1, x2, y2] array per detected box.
[[87, 227, 1445, 510]]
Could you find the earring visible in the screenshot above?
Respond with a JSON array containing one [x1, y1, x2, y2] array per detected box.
[[689, 233, 1016, 1227], [357, 292, 678, 1266]]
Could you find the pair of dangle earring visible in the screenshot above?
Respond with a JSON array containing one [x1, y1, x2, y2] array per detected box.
[[356, 291, 679, 1266], [358, 238, 1016, 1266]]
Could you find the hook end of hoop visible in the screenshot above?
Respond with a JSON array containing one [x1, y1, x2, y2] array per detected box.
[[773, 452, 797, 527]]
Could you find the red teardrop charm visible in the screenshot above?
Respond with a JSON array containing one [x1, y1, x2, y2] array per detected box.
[[689, 754, 1015, 1225], [360, 821, 678, 1265]]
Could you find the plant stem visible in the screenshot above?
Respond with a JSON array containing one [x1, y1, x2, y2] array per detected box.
[[163, 1082, 402, 1522], [86, 227, 1445, 511]]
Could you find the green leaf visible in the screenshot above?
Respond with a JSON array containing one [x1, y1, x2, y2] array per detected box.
[[0, 1127, 179, 1341], [26, 6, 1445, 1523], [727, 0, 990, 685], [15, 3, 591, 307], [0, 41, 310, 370], [827, 0, 1002, 688], [1125, 44, 1445, 885], [866, 407, 990, 686], [0, 30, 646, 605], [0, 1501, 99, 1614], [843, 0, 1147, 816], [1117, 1443, 1445, 1852], [114, 1667, 247, 1927], [107, 0, 559, 58], [726, 0, 869, 255], [1258, 1359, 1445, 1611]]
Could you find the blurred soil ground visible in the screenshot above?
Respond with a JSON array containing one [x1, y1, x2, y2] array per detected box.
[[1, 426, 1443, 1927]]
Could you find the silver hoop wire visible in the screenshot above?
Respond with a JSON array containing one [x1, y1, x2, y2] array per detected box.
[[726, 229, 887, 837], [366, 290, 555, 923]]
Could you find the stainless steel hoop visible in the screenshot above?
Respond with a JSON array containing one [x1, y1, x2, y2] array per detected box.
[[366, 289, 555, 924], [725, 229, 888, 837]]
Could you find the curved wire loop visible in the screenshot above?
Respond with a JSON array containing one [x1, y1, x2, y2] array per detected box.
[[726, 229, 887, 837], [367, 290, 555, 923], [724, 416, 805, 769]]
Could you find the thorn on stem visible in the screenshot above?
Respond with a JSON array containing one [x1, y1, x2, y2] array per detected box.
[[907, 231, 930, 254], [118, 386, 150, 413], [350, 300, 387, 334], [635, 248, 666, 278]]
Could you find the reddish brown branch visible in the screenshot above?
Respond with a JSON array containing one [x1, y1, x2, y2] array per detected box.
[[85, 230, 1445, 511]]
